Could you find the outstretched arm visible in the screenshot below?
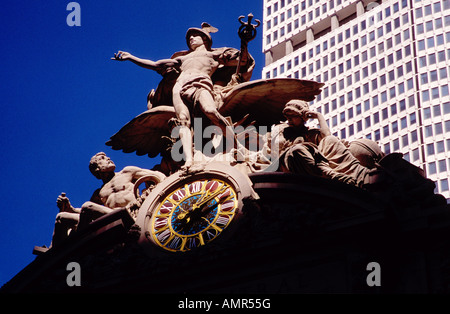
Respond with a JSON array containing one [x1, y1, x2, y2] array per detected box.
[[111, 51, 179, 72]]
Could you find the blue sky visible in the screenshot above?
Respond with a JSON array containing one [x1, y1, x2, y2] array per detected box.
[[0, 0, 264, 287]]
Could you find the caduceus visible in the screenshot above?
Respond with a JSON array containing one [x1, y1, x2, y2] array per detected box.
[[236, 13, 260, 77]]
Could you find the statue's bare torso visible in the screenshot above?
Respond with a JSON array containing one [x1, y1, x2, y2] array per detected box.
[[175, 49, 223, 85], [96, 166, 140, 209]]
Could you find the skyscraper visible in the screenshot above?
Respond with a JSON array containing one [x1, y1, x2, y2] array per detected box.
[[263, 0, 450, 199]]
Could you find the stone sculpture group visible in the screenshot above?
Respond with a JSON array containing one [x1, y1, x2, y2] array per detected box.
[[36, 14, 432, 253]]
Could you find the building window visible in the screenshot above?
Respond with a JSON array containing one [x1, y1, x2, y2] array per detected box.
[[402, 134, 409, 147], [412, 148, 420, 162], [393, 139, 399, 151], [411, 130, 418, 142], [427, 37, 435, 49], [417, 23, 424, 34], [383, 125, 389, 137], [418, 39, 425, 50], [382, 143, 389, 154], [332, 99, 337, 110], [399, 100, 406, 112], [349, 124, 354, 136], [434, 2, 442, 13], [421, 73, 428, 85], [398, 82, 405, 95], [401, 117, 407, 129], [410, 113, 417, 125], [355, 87, 361, 99], [422, 90, 430, 102], [377, 26, 383, 38], [374, 129, 380, 141], [389, 87, 396, 99], [382, 108, 388, 120], [433, 104, 441, 117], [361, 67, 369, 79], [435, 122, 443, 134], [371, 63, 377, 75], [373, 112, 379, 124], [391, 103, 398, 116], [425, 125, 433, 137], [380, 74, 386, 86], [419, 56, 427, 67], [424, 108, 432, 119], [432, 87, 440, 99], [428, 162, 437, 175], [364, 100, 370, 111], [437, 141, 445, 153], [427, 143, 435, 156], [407, 78, 414, 90], [444, 102, 450, 114], [441, 179, 449, 192]]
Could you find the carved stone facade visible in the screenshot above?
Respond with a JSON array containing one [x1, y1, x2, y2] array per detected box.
[[3, 172, 450, 293]]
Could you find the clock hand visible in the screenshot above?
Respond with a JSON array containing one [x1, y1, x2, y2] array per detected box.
[[176, 199, 219, 232], [193, 185, 229, 210], [176, 185, 231, 232], [176, 189, 212, 220], [190, 195, 228, 225]]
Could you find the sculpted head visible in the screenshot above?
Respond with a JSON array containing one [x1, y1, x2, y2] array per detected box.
[[185, 23, 217, 51], [282, 99, 310, 127], [187, 31, 210, 50], [89, 152, 116, 179]]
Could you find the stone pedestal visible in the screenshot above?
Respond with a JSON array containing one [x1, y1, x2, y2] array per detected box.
[[2, 172, 450, 293]]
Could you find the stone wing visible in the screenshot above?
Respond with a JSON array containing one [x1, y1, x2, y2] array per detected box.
[[218, 78, 324, 128], [106, 106, 176, 158]]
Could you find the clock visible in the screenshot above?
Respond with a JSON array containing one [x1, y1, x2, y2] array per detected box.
[[136, 162, 258, 253]]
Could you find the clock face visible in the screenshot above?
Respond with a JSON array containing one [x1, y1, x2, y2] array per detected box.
[[148, 177, 239, 252]]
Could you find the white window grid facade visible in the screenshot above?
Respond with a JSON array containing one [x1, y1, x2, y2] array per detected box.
[[262, 0, 450, 199]]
